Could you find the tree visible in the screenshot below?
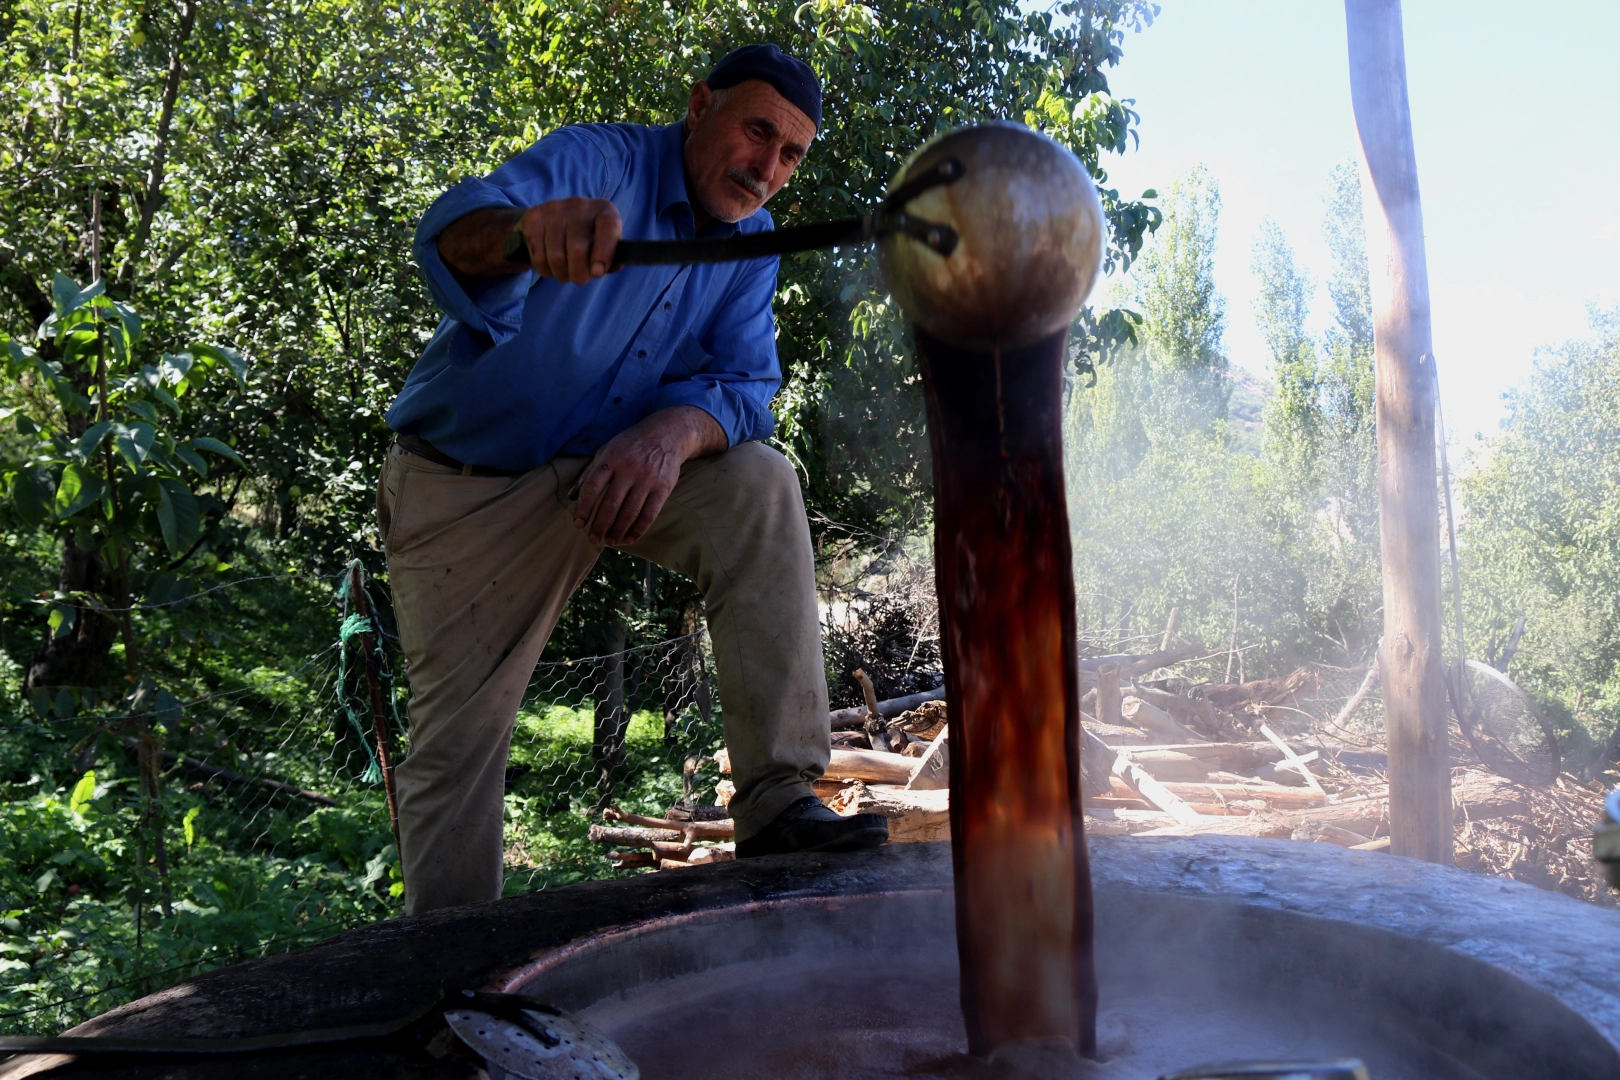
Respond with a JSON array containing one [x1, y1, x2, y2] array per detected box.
[[1249, 164, 1380, 665], [1252, 219, 1319, 475], [1459, 308, 1620, 766], [0, 0, 1167, 696]]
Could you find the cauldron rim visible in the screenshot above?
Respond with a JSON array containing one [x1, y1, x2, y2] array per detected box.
[[16, 837, 1620, 1079]]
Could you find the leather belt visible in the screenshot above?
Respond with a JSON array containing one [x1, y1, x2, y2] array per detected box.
[[395, 434, 528, 477]]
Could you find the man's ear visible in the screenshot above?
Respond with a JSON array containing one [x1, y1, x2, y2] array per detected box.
[[685, 81, 714, 133]]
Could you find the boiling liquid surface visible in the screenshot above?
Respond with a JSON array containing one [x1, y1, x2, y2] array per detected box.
[[581, 954, 1482, 1080]]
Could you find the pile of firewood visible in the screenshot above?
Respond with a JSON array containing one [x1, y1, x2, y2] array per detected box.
[[587, 806, 736, 871], [587, 642, 1616, 906]]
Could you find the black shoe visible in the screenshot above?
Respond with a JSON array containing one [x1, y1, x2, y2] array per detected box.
[[735, 796, 890, 858]]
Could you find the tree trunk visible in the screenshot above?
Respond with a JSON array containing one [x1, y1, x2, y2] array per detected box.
[[1345, 0, 1451, 864], [592, 600, 630, 807], [26, 537, 121, 696]]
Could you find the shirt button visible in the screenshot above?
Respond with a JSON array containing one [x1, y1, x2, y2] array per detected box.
[[613, 396, 622, 405], [637, 349, 647, 357], [663, 302, 671, 310]]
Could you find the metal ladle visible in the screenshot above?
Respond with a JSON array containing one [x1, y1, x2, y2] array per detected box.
[[503, 157, 965, 267]]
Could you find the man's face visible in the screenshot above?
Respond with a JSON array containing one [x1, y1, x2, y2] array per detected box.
[[682, 79, 815, 225]]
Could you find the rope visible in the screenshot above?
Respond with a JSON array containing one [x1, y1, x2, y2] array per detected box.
[[334, 564, 406, 785]]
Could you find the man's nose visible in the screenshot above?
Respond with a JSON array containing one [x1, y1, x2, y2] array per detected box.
[[744, 145, 778, 187]]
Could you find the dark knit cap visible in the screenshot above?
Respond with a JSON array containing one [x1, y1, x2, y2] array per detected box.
[[705, 44, 822, 128]]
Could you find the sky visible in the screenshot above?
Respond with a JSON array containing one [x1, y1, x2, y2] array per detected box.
[[1093, 1, 1620, 441]]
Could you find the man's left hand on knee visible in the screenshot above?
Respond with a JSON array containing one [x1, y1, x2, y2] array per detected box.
[[573, 405, 729, 545]]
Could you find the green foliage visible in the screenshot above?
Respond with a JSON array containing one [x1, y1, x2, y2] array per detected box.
[[3, 278, 243, 571], [0, 0, 1172, 1035], [1458, 309, 1620, 762]]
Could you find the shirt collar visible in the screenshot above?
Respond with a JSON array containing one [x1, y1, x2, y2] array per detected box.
[[656, 121, 740, 238]]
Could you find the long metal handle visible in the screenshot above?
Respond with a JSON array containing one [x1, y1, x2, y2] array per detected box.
[[503, 216, 867, 267], [501, 155, 964, 268]]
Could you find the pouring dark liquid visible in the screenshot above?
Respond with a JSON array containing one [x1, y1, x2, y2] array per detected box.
[[878, 123, 1106, 1062], [916, 326, 1096, 1058]]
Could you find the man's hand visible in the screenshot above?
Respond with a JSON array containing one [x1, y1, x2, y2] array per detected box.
[[516, 198, 622, 284], [437, 199, 622, 283], [573, 406, 728, 546]]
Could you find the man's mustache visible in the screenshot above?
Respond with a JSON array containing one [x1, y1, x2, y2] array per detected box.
[[723, 168, 768, 200]]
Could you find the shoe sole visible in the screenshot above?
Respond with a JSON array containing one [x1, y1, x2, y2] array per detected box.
[[736, 823, 891, 859]]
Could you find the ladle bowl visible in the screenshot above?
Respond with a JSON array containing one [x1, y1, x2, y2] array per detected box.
[[877, 122, 1104, 348]]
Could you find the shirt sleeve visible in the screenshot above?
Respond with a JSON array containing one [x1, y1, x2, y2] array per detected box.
[[411, 128, 619, 343], [650, 254, 782, 447]]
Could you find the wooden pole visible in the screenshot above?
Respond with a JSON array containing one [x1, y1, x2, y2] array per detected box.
[[1344, 0, 1451, 863]]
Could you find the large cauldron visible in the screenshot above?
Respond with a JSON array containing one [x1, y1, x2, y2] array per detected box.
[[7, 838, 1620, 1078]]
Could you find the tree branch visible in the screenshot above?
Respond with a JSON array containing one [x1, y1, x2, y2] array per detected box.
[[116, 0, 199, 292]]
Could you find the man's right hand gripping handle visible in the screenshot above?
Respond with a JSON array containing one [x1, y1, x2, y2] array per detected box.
[[437, 198, 622, 285]]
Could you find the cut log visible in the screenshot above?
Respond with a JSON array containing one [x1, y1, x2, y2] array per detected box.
[[894, 699, 948, 740], [829, 685, 946, 730], [1110, 778, 1327, 811], [826, 747, 917, 785], [1096, 662, 1123, 726], [650, 840, 698, 861], [1129, 681, 1221, 734], [1121, 697, 1201, 743], [906, 728, 949, 790], [589, 824, 683, 847], [1198, 667, 1322, 713], [664, 804, 732, 823], [826, 781, 950, 842], [715, 748, 731, 774], [1083, 728, 1200, 826], [1081, 719, 1156, 746], [1114, 749, 1213, 783], [1258, 723, 1328, 797], [685, 845, 735, 865], [831, 730, 872, 751], [607, 849, 655, 868], [602, 807, 735, 841]]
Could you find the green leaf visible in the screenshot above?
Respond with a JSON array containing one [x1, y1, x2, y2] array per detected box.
[[156, 477, 201, 555], [50, 274, 79, 318], [190, 437, 244, 466], [183, 806, 200, 848], [69, 771, 96, 816], [173, 444, 209, 477], [47, 604, 76, 640], [54, 463, 107, 519], [159, 352, 197, 386], [125, 400, 161, 426], [74, 421, 114, 462], [49, 274, 104, 319], [195, 344, 247, 389], [114, 423, 157, 470], [10, 467, 51, 525]]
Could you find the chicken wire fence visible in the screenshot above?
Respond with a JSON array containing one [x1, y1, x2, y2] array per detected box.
[[0, 566, 728, 1035]]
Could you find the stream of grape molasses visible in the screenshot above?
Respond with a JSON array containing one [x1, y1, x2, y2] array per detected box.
[[916, 325, 1097, 1059]]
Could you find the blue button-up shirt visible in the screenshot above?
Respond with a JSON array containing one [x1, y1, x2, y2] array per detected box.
[[386, 121, 781, 471]]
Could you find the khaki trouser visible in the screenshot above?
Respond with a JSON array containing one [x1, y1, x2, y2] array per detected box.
[[377, 441, 829, 915]]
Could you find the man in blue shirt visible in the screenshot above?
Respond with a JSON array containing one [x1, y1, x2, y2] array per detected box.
[[380, 45, 888, 913]]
